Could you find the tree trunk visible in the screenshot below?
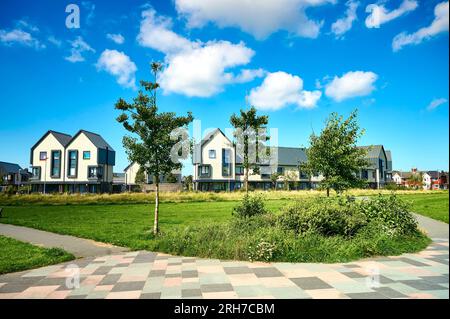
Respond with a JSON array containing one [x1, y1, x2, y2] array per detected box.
[[153, 182, 159, 235], [326, 188, 330, 197]]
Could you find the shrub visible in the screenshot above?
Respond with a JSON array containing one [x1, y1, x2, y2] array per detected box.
[[358, 194, 418, 235], [232, 194, 267, 218], [247, 241, 277, 262], [278, 197, 367, 237]]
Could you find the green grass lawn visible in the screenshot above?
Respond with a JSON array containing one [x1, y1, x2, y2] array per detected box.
[[0, 235, 74, 274], [398, 192, 449, 223]]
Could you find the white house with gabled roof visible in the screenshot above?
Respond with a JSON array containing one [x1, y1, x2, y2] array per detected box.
[[29, 130, 115, 193], [192, 128, 393, 191]]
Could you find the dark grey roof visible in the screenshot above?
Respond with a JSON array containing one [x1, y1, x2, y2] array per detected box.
[[0, 161, 22, 174], [385, 150, 392, 171], [235, 147, 307, 166], [68, 130, 114, 151], [52, 131, 72, 147], [426, 171, 440, 179], [359, 145, 384, 159], [385, 150, 392, 162], [273, 147, 307, 166], [30, 130, 72, 164]]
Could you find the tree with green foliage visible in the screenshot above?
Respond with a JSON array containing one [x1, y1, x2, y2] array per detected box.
[[183, 175, 193, 191], [270, 172, 280, 190], [135, 166, 146, 185], [230, 106, 269, 193], [115, 62, 193, 234], [166, 173, 178, 183], [408, 171, 423, 189], [301, 110, 368, 196], [283, 170, 298, 190]]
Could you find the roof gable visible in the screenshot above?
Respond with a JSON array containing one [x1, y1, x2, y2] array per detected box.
[[66, 130, 114, 151], [30, 130, 72, 164]]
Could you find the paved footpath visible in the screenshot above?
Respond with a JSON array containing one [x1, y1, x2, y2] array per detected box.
[[0, 223, 128, 258], [0, 215, 448, 299]]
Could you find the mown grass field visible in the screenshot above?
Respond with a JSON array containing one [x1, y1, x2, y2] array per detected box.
[[0, 235, 74, 275], [398, 192, 449, 223]]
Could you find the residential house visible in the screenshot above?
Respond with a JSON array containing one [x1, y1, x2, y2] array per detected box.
[[358, 145, 392, 189], [192, 129, 391, 191], [0, 161, 30, 188], [29, 130, 115, 193], [392, 171, 412, 186], [123, 162, 182, 192], [423, 171, 448, 190]]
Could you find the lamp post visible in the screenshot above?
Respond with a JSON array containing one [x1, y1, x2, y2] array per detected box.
[[41, 154, 48, 194]]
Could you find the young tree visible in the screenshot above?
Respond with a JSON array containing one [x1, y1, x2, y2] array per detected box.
[[166, 173, 178, 183], [230, 106, 269, 193], [270, 172, 280, 190], [301, 110, 368, 196], [408, 172, 423, 189], [282, 170, 297, 190], [115, 62, 193, 234], [135, 166, 146, 185], [183, 175, 193, 191]]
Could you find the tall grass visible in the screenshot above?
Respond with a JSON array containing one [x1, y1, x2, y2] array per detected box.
[[0, 189, 443, 206]]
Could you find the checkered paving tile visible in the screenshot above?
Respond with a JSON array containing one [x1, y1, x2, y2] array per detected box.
[[0, 239, 448, 299]]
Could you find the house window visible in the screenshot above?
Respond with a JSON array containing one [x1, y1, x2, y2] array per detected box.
[[372, 171, 376, 179], [236, 165, 244, 175], [379, 159, 384, 179], [39, 151, 47, 160], [50, 150, 61, 178], [222, 149, 231, 177], [88, 166, 103, 179], [31, 167, 41, 180], [362, 170, 368, 179], [208, 150, 216, 159], [83, 151, 91, 160], [68, 150, 78, 177], [299, 171, 308, 179], [261, 174, 270, 179], [277, 167, 284, 175], [199, 165, 211, 178]]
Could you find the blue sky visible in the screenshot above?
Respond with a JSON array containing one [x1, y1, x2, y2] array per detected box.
[[0, 0, 448, 175]]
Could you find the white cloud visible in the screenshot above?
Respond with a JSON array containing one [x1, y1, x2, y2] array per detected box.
[[65, 36, 95, 63], [159, 41, 255, 97], [249, 71, 321, 110], [325, 71, 378, 101], [47, 35, 62, 47], [0, 28, 45, 50], [175, 0, 336, 40], [137, 8, 196, 54], [137, 8, 258, 97], [82, 1, 96, 26], [427, 97, 448, 110], [393, 1, 449, 51], [16, 20, 39, 32], [365, 0, 418, 28], [331, 0, 360, 38], [96, 49, 137, 89], [232, 68, 266, 83], [106, 33, 125, 44]]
